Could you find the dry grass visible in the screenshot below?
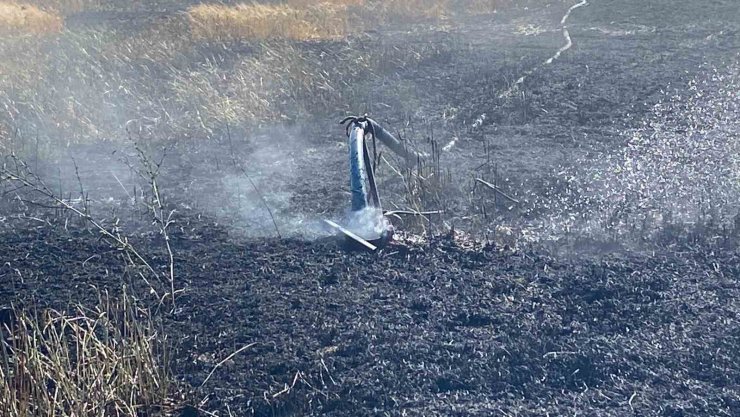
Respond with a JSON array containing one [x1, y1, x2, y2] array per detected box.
[[0, 0, 476, 152], [0, 2, 63, 35], [286, 0, 364, 6], [187, 0, 501, 42], [188, 3, 352, 41], [0, 288, 177, 417], [375, 0, 453, 20], [0, 16, 455, 151]]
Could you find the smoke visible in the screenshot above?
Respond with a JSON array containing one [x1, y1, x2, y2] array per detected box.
[[1, 120, 345, 240], [214, 125, 335, 239], [346, 207, 390, 241]]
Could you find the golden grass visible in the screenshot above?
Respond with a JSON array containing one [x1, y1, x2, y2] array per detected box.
[[187, 3, 352, 41], [0, 0, 502, 150], [0, 289, 176, 417], [187, 0, 501, 41], [286, 0, 364, 6], [0, 2, 63, 35]]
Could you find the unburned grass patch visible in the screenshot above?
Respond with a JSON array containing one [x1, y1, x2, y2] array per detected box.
[[0, 288, 180, 417], [187, 3, 353, 41], [187, 0, 502, 42], [0, 2, 62, 35], [287, 0, 365, 6]]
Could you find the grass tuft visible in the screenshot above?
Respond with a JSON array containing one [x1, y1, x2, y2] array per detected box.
[[0, 288, 178, 417]]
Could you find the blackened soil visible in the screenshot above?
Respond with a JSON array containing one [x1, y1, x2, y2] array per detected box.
[[2, 215, 740, 416]]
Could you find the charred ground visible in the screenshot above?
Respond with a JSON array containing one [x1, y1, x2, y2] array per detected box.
[[2, 0, 740, 416], [3, 216, 740, 416]]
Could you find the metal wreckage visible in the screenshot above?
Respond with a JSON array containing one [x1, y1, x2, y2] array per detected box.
[[324, 115, 424, 251]]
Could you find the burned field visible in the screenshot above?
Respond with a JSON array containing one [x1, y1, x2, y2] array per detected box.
[[2, 0, 740, 416], [4, 221, 740, 416]]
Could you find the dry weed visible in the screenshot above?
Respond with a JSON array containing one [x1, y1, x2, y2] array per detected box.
[[287, 0, 364, 6], [0, 288, 177, 417], [187, 3, 351, 41], [0, 2, 63, 35]]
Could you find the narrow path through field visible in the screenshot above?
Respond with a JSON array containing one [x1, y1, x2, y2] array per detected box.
[[499, 0, 589, 98], [443, 0, 589, 152]]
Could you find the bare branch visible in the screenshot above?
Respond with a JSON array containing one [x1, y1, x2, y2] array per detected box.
[[226, 124, 281, 238], [200, 342, 259, 388], [0, 155, 162, 293], [474, 178, 520, 204]]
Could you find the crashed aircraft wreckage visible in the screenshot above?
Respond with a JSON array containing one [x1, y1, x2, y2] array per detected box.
[[324, 116, 423, 251]]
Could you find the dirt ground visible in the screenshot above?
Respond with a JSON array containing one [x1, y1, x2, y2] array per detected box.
[[2, 0, 740, 416]]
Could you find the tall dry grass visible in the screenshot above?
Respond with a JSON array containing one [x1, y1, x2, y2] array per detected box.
[[187, 0, 501, 42], [375, 0, 452, 20], [0, 2, 63, 34], [188, 3, 352, 41], [0, 288, 177, 417], [286, 0, 364, 6], [0, 0, 477, 153]]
